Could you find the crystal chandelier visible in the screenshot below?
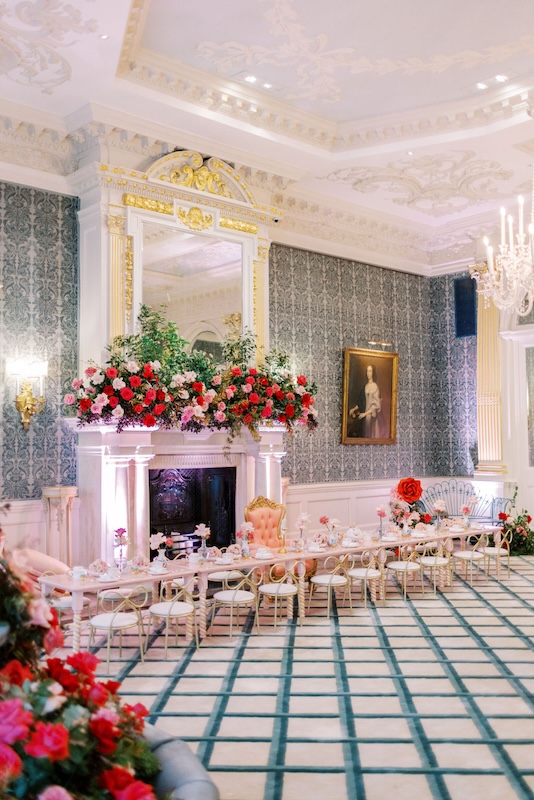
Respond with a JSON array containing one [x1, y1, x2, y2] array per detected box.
[[471, 167, 534, 316]]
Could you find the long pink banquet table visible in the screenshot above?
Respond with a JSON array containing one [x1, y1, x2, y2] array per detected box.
[[39, 525, 493, 652]]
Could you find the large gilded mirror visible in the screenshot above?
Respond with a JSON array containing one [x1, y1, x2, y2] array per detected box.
[[142, 221, 242, 358]]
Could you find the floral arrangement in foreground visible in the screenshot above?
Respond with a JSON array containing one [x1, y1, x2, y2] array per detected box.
[[63, 305, 317, 441], [498, 488, 534, 556], [0, 653, 159, 800], [0, 546, 160, 800], [389, 477, 431, 529]]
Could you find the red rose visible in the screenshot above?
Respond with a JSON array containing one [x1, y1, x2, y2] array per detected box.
[[275, 390, 285, 400], [143, 414, 156, 427], [43, 624, 64, 654], [297, 375, 307, 385], [129, 375, 142, 388], [45, 658, 79, 692], [249, 393, 260, 404], [285, 404, 295, 418], [528, 516, 532, 523], [231, 367, 242, 376], [79, 398, 92, 412], [25, 721, 70, 761], [261, 407, 272, 418], [86, 682, 109, 707], [66, 652, 99, 676], [122, 703, 149, 733], [0, 699, 33, 745], [89, 717, 120, 755], [498, 512, 508, 521], [302, 393, 311, 406], [153, 403, 165, 416], [133, 403, 144, 414], [108, 396, 119, 408], [243, 413, 253, 425], [192, 382, 204, 394], [144, 389, 157, 404], [397, 477, 423, 505], [0, 660, 33, 687], [260, 377, 269, 386], [100, 766, 134, 793], [105, 367, 118, 379], [423, 513, 432, 524], [248, 368, 258, 376], [156, 389, 165, 401], [278, 414, 286, 423], [245, 376, 255, 385], [120, 387, 134, 401], [103, 385, 114, 396], [0, 742, 22, 784], [103, 680, 121, 695], [265, 387, 273, 397], [143, 364, 153, 378]]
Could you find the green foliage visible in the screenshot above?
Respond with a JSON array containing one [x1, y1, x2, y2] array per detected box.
[[222, 324, 257, 368]]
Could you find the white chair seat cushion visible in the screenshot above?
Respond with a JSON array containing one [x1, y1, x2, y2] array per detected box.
[[213, 589, 255, 604], [51, 595, 90, 609], [310, 574, 347, 586], [480, 546, 508, 556], [149, 601, 194, 618], [419, 556, 448, 567], [208, 570, 243, 582], [347, 568, 381, 580], [453, 550, 484, 561], [90, 611, 139, 630], [259, 583, 298, 597], [387, 561, 421, 572]]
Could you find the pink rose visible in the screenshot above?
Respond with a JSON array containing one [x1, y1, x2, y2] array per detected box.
[[105, 367, 118, 379], [242, 384, 252, 394], [71, 378, 83, 390], [212, 375, 222, 385], [215, 411, 226, 422], [24, 722, 70, 761], [0, 699, 33, 745], [63, 393, 76, 405], [319, 516, 329, 525], [225, 386, 236, 400], [84, 367, 97, 377], [37, 787, 74, 800], [28, 598, 53, 628], [0, 742, 22, 785], [217, 401, 226, 411]]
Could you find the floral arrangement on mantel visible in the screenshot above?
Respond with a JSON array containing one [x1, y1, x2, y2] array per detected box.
[[63, 305, 317, 441], [0, 541, 160, 800], [389, 477, 432, 529]]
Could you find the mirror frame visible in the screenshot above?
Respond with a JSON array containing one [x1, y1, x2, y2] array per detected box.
[[116, 151, 276, 355]]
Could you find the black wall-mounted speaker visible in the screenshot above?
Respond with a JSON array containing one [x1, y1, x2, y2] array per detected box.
[[454, 277, 477, 338]]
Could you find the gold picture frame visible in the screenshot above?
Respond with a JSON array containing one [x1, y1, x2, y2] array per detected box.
[[341, 348, 398, 444]]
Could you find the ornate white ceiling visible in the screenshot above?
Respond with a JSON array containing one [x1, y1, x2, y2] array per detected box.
[[0, 0, 534, 273]]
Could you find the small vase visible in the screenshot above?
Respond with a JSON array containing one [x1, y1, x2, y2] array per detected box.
[[463, 514, 469, 528], [156, 550, 167, 566], [200, 538, 208, 559], [379, 518, 383, 537], [241, 539, 250, 558], [436, 514, 441, 532]]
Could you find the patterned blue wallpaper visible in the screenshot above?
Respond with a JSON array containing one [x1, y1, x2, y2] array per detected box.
[[0, 182, 78, 500], [269, 244, 477, 484]]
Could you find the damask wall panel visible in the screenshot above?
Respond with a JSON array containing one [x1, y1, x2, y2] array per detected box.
[[0, 182, 78, 501], [270, 244, 476, 484]]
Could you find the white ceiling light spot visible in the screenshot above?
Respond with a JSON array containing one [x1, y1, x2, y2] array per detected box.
[[495, 74, 507, 82], [407, 151, 414, 156], [476, 82, 487, 90], [99, 34, 109, 40], [263, 83, 272, 89], [244, 75, 257, 83]]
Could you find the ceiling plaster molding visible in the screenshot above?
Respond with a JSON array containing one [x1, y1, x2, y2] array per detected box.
[[0, 115, 75, 175], [325, 150, 514, 217]]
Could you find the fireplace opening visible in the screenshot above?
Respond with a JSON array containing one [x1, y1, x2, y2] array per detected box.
[[148, 467, 236, 551]]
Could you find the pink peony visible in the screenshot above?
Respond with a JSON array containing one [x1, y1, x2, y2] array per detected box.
[[0, 699, 33, 745], [0, 742, 22, 785]]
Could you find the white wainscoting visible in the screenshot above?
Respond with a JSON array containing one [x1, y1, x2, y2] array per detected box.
[[2, 500, 46, 553], [285, 476, 507, 534]]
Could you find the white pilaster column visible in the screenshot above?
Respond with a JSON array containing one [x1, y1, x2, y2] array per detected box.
[[41, 486, 78, 565], [132, 453, 155, 557], [476, 300, 506, 474]]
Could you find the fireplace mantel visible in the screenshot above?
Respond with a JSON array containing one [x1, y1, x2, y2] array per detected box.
[[71, 422, 286, 566]]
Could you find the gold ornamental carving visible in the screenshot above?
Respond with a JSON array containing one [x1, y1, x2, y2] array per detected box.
[[220, 216, 258, 235], [107, 214, 125, 235], [168, 153, 233, 197], [122, 193, 173, 215], [177, 206, 213, 231], [125, 236, 133, 324]]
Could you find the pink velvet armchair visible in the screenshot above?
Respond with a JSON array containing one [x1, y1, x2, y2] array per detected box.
[[244, 496, 285, 553]]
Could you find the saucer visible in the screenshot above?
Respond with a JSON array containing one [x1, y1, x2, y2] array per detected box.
[[307, 546, 325, 552], [149, 568, 166, 575], [449, 525, 464, 533], [97, 575, 116, 583], [215, 558, 234, 565]]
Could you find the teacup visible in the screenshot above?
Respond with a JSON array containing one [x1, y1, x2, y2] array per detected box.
[[72, 566, 87, 581], [108, 567, 120, 579]]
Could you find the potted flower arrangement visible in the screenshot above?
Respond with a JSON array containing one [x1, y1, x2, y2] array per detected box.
[[498, 509, 534, 555], [63, 306, 318, 442], [235, 522, 254, 557], [149, 532, 173, 565], [389, 477, 431, 531], [319, 516, 341, 547]]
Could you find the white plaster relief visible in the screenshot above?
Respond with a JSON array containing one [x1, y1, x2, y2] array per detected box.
[[0, 0, 97, 94], [325, 151, 514, 217]]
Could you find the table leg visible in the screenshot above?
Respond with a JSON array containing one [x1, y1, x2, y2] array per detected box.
[[70, 590, 84, 654], [296, 560, 306, 623], [193, 572, 208, 640]]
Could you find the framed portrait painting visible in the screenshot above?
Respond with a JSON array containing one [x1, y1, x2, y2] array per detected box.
[[341, 348, 398, 444]]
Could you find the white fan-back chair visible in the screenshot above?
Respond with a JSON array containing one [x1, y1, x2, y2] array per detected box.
[[257, 563, 300, 630]]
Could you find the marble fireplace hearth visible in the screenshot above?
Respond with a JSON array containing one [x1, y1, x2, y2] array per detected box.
[[73, 423, 286, 567]]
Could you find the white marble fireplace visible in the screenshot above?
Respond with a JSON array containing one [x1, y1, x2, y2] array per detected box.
[[72, 424, 286, 567]]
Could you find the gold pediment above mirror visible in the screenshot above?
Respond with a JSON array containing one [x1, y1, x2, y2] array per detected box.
[[145, 151, 257, 207]]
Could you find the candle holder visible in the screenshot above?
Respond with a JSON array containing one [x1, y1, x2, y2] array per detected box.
[[278, 532, 287, 554]]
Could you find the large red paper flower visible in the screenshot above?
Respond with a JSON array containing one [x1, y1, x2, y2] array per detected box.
[[397, 477, 423, 505], [89, 717, 120, 755]]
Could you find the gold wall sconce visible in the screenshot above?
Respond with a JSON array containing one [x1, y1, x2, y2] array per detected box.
[[5, 357, 48, 430]]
